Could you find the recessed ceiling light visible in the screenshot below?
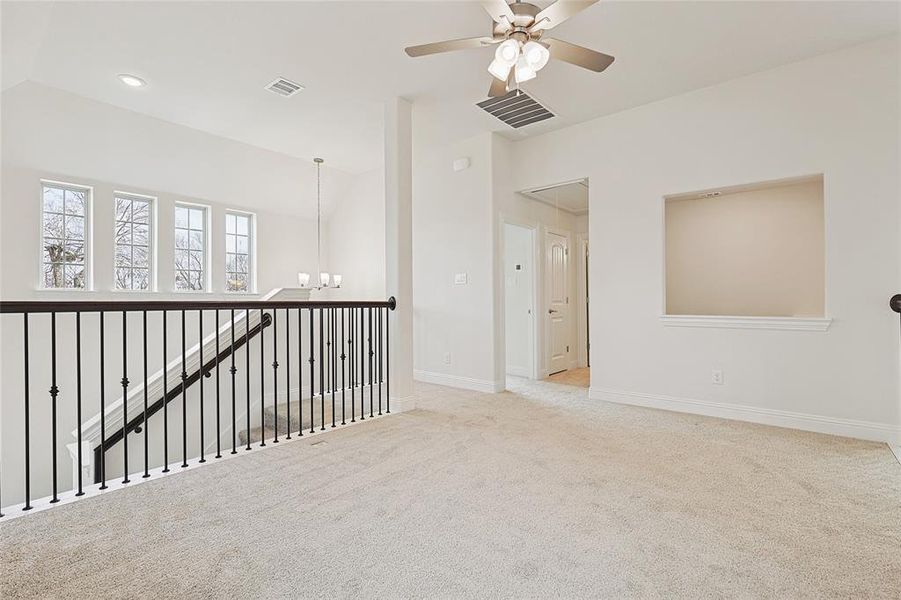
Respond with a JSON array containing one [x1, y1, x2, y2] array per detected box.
[[118, 74, 146, 88]]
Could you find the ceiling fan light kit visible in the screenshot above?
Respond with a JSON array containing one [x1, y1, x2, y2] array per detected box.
[[405, 0, 614, 97]]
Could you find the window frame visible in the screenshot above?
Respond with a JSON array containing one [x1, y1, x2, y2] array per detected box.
[[113, 191, 157, 292], [173, 201, 211, 293], [224, 210, 256, 294], [38, 179, 93, 291]]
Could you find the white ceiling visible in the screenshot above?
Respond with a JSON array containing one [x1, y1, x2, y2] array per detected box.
[[521, 179, 589, 215], [3, 1, 898, 174]]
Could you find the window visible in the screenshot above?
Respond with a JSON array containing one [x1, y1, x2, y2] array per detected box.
[[114, 194, 154, 290], [664, 175, 824, 317], [225, 212, 253, 292], [41, 182, 90, 289], [174, 204, 207, 291]]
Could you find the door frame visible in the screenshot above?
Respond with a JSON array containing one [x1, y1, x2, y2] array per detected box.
[[576, 234, 589, 369], [499, 214, 540, 381]]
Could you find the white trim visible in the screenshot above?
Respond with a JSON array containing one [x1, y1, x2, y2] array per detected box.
[[660, 314, 832, 332], [173, 201, 212, 292], [112, 191, 158, 292], [414, 370, 504, 394], [224, 209, 256, 294], [591, 387, 901, 444], [38, 179, 94, 291]]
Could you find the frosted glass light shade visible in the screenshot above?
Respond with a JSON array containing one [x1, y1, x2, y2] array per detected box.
[[495, 39, 520, 66], [514, 55, 536, 83], [488, 59, 512, 81], [297, 272, 310, 287], [522, 41, 550, 71], [319, 272, 330, 287], [333, 274, 342, 288]]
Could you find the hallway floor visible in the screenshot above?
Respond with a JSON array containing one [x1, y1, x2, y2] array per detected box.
[[2, 380, 899, 598], [545, 366, 590, 387]]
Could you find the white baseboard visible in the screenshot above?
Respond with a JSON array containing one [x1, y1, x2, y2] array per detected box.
[[414, 370, 505, 394], [388, 394, 417, 413], [590, 387, 901, 445]]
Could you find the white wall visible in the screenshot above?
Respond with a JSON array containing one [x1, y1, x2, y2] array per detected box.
[[323, 168, 387, 301], [510, 36, 900, 442], [411, 130, 499, 391], [504, 223, 534, 377]]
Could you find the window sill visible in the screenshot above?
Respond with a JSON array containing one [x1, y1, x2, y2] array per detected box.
[[660, 314, 832, 332]]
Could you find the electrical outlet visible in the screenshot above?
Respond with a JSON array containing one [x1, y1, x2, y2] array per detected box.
[[711, 369, 724, 385], [443, 352, 451, 365]]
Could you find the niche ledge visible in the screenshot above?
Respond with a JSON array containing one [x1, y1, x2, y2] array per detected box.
[[660, 314, 832, 332]]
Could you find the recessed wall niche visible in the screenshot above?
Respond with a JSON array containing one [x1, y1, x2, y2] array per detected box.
[[664, 175, 825, 317]]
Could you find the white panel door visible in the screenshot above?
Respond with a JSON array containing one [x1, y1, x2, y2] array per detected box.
[[545, 231, 569, 375]]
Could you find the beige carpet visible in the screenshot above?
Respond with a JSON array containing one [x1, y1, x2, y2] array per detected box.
[[2, 379, 899, 599], [545, 367, 590, 387]]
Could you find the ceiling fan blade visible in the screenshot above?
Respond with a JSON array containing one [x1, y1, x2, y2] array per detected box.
[[530, 0, 599, 33], [543, 38, 614, 72], [488, 77, 508, 97], [481, 0, 516, 25], [405, 37, 496, 57]]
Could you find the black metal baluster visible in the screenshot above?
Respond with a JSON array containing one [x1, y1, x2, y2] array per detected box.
[[285, 309, 291, 440], [331, 308, 336, 428], [309, 308, 315, 434], [350, 308, 355, 423], [100, 312, 108, 486], [259, 309, 266, 448], [23, 314, 32, 510], [320, 308, 325, 431], [272, 308, 279, 443], [378, 307, 383, 416], [230, 309, 237, 455], [181, 310, 188, 468], [122, 310, 130, 483], [359, 307, 365, 421], [199, 310, 206, 463], [369, 306, 374, 418], [385, 308, 391, 415], [74, 313, 84, 495], [215, 310, 222, 459], [245, 309, 251, 451], [162, 311, 169, 473], [341, 308, 346, 425], [142, 311, 150, 478], [49, 312, 60, 501], [297, 308, 303, 437]]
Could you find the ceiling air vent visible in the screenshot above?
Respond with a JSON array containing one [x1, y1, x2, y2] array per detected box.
[[265, 77, 304, 97], [476, 90, 554, 129]]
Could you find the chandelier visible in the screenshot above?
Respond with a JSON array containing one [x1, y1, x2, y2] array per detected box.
[[298, 157, 341, 289]]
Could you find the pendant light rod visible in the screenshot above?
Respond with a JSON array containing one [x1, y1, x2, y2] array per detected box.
[[314, 157, 324, 280]]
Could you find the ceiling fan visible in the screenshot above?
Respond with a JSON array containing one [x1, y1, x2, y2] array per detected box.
[[404, 0, 614, 97]]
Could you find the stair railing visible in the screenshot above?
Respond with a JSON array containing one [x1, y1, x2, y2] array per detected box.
[[0, 297, 396, 518]]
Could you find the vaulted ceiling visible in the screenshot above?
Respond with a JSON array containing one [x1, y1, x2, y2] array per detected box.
[[3, 1, 898, 173]]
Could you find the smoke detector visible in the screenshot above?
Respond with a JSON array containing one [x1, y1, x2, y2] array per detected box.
[[265, 77, 304, 97]]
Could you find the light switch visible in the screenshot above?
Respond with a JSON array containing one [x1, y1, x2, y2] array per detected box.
[[454, 273, 468, 285]]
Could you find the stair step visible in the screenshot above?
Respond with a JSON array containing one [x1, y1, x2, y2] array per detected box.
[[237, 426, 276, 446], [262, 393, 378, 432]]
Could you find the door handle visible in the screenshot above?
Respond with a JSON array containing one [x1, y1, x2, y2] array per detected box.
[[548, 309, 558, 314]]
